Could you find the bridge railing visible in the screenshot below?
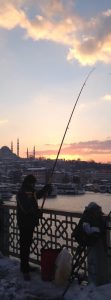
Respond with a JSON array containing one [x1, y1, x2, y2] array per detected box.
[[0, 202, 83, 264], [1, 202, 111, 285]]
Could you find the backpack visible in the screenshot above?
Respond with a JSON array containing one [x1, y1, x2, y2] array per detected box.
[[72, 203, 105, 247]]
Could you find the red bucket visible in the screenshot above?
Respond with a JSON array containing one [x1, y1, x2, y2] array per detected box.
[[41, 248, 61, 281]]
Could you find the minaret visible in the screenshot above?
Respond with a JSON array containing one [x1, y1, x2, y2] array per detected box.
[[11, 141, 13, 153], [27, 148, 29, 158], [33, 146, 35, 159], [17, 138, 19, 157]]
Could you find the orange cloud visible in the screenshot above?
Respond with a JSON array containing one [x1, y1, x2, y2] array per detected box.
[[0, 3, 27, 29], [34, 139, 111, 158], [0, 1, 111, 65]]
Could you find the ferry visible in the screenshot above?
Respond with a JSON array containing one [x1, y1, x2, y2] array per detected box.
[[56, 183, 85, 195], [35, 184, 57, 198], [93, 180, 111, 193]]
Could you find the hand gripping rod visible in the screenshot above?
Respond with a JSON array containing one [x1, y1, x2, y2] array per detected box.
[[41, 68, 95, 209]]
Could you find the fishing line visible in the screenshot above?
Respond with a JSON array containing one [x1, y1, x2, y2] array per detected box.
[[41, 68, 95, 209]]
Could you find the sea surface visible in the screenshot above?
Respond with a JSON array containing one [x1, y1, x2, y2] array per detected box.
[[11, 191, 111, 214]]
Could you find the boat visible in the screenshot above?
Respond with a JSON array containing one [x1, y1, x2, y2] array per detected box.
[[98, 185, 107, 193], [107, 185, 111, 193], [93, 182, 108, 193], [93, 179, 111, 193], [85, 184, 94, 192], [56, 183, 85, 195], [35, 184, 57, 198]]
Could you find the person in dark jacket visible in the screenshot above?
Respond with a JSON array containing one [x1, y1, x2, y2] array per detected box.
[[16, 174, 51, 280]]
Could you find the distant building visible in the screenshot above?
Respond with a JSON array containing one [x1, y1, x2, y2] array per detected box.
[[11, 141, 13, 153], [0, 146, 19, 161], [26, 167, 47, 184], [17, 139, 19, 157]]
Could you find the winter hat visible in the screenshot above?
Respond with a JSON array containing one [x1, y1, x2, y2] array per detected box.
[[22, 174, 36, 189], [85, 202, 101, 211]]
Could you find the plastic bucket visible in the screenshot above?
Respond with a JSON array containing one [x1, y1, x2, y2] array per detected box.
[[41, 248, 61, 281]]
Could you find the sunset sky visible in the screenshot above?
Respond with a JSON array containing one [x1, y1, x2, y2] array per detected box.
[[0, 0, 111, 163]]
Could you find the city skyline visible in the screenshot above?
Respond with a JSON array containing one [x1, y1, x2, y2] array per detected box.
[[0, 0, 111, 163]]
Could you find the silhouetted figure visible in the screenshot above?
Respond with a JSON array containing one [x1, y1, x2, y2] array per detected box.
[[16, 174, 51, 281], [72, 202, 108, 285]]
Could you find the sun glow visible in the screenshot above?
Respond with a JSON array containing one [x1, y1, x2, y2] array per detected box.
[[39, 154, 81, 161]]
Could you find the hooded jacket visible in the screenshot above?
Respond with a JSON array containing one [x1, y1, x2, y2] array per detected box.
[[16, 179, 51, 228]]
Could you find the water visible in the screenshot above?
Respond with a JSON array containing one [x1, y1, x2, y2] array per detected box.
[[36, 192, 111, 214], [11, 192, 111, 214]]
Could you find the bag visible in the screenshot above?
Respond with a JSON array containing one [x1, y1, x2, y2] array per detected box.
[[54, 248, 72, 286], [72, 202, 105, 247], [41, 248, 61, 281]]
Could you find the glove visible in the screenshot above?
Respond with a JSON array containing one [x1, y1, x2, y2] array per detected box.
[[43, 184, 52, 195]]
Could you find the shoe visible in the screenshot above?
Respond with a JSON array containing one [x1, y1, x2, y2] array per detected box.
[[23, 272, 31, 281]]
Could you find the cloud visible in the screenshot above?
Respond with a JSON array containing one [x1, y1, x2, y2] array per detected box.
[[67, 140, 111, 155], [0, 1, 111, 65], [0, 119, 8, 125], [67, 11, 111, 65], [35, 139, 111, 157], [0, 3, 27, 29]]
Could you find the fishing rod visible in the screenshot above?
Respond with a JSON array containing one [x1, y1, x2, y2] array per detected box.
[[41, 68, 95, 209]]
